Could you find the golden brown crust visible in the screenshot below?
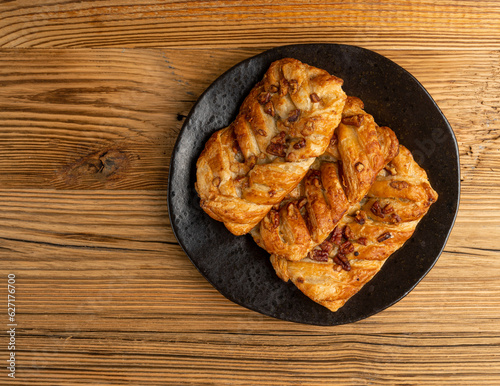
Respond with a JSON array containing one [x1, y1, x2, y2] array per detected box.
[[271, 145, 438, 312], [251, 97, 399, 260], [337, 97, 400, 204], [196, 58, 347, 235]]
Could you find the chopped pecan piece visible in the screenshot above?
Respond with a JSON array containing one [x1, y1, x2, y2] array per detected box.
[[377, 232, 392, 243], [319, 239, 334, 253], [340, 241, 354, 255], [269, 209, 280, 229], [271, 131, 286, 144], [310, 93, 321, 103], [266, 143, 286, 157], [334, 252, 351, 271], [264, 101, 275, 117], [301, 120, 315, 136], [329, 226, 343, 246], [293, 138, 306, 149], [357, 237, 367, 246], [343, 225, 354, 240], [342, 114, 364, 127], [256, 128, 267, 136], [279, 78, 289, 96], [371, 201, 384, 218], [257, 92, 271, 105], [390, 180, 409, 190], [386, 165, 397, 175], [310, 248, 329, 262], [289, 79, 299, 94], [382, 204, 394, 214], [391, 213, 402, 223], [354, 210, 366, 225], [287, 109, 301, 122], [355, 162, 365, 172], [268, 189, 277, 197]]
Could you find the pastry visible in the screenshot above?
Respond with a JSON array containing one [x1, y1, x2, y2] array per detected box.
[[270, 146, 438, 312], [195, 58, 347, 235], [251, 96, 399, 261]]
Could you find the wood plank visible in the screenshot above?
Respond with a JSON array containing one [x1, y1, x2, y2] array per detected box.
[[0, 48, 499, 190], [1, 1, 500, 49], [1, 187, 500, 384], [1, 47, 499, 384]]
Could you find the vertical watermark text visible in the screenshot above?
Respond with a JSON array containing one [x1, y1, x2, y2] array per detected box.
[[6, 274, 16, 379]]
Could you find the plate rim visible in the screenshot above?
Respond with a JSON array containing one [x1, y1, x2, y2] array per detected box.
[[167, 43, 461, 326]]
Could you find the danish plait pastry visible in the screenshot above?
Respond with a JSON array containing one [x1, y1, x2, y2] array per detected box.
[[270, 146, 438, 312], [195, 58, 347, 235], [251, 97, 399, 261]]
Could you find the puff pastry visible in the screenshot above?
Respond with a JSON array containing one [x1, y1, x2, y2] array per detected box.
[[251, 96, 399, 261], [270, 146, 438, 312], [195, 58, 347, 235]]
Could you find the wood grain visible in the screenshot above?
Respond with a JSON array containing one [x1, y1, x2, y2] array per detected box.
[[0, 48, 498, 189], [1, 1, 500, 50], [0, 45, 499, 385]]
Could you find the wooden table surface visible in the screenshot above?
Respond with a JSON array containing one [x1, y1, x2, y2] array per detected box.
[[1, 1, 499, 385]]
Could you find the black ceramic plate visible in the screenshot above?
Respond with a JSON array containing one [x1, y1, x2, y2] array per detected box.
[[168, 44, 459, 326]]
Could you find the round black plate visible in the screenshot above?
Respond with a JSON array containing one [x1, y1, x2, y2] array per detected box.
[[168, 44, 460, 326]]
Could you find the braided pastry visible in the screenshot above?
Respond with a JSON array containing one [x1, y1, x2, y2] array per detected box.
[[251, 97, 399, 261], [270, 145, 438, 312], [195, 58, 347, 235]]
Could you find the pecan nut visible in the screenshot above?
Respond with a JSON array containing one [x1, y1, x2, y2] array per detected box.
[[266, 143, 286, 157], [287, 109, 301, 123], [339, 241, 354, 255], [293, 138, 306, 149], [371, 201, 384, 218], [377, 232, 392, 243], [279, 78, 289, 96], [390, 180, 409, 190], [382, 204, 394, 214], [333, 252, 351, 271], [310, 248, 329, 262], [289, 79, 299, 94], [355, 162, 365, 172], [310, 93, 321, 103], [357, 237, 367, 246], [329, 226, 343, 246], [341, 114, 364, 127], [264, 101, 275, 117], [257, 92, 271, 105], [354, 210, 366, 225], [342, 225, 354, 240], [301, 120, 315, 136]]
